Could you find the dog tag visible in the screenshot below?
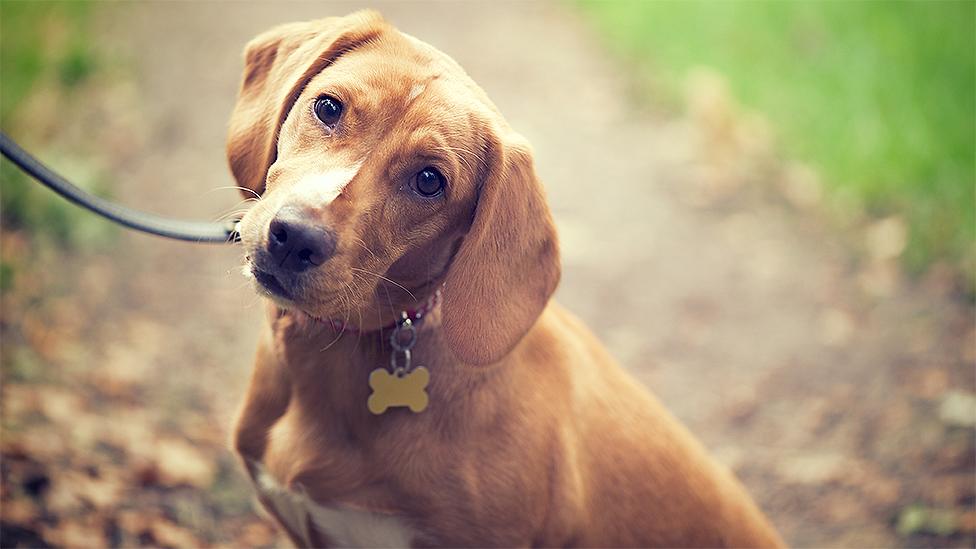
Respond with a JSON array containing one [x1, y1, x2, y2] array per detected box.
[[367, 366, 430, 414]]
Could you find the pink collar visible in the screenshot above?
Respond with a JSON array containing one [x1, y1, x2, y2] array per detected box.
[[324, 289, 442, 334]]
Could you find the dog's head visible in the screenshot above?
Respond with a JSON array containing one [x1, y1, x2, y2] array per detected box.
[[229, 10, 559, 365]]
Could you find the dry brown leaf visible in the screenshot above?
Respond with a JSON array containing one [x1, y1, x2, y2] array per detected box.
[[98, 408, 155, 457], [781, 163, 823, 210], [21, 313, 66, 363], [778, 452, 852, 485], [685, 67, 737, 145], [905, 367, 951, 399], [12, 428, 69, 460], [2, 498, 42, 525], [857, 260, 900, 297], [91, 337, 157, 399], [958, 511, 976, 534], [3, 385, 41, 417], [46, 474, 85, 515], [939, 391, 976, 428], [865, 216, 908, 261], [923, 474, 976, 506], [37, 387, 87, 423], [819, 308, 856, 347], [116, 508, 151, 535], [42, 466, 124, 512], [236, 521, 277, 547], [43, 517, 107, 548], [150, 517, 205, 548], [154, 436, 216, 488], [76, 471, 124, 510]]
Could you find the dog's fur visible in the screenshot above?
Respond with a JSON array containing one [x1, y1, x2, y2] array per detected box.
[[229, 11, 784, 547]]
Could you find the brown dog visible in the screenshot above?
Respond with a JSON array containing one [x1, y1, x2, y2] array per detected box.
[[229, 10, 784, 548]]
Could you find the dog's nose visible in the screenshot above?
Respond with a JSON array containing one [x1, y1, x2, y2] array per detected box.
[[267, 206, 336, 272]]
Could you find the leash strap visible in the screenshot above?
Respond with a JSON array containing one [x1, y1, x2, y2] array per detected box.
[[0, 132, 240, 244]]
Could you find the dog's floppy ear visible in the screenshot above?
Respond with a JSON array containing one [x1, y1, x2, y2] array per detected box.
[[226, 10, 387, 197], [441, 131, 561, 365]]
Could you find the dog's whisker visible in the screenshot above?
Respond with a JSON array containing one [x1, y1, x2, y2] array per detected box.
[[212, 206, 254, 224], [380, 279, 397, 325], [352, 271, 387, 339], [319, 278, 358, 353], [341, 280, 356, 339], [355, 295, 364, 348], [348, 273, 371, 332], [207, 185, 263, 200], [212, 199, 252, 216], [350, 267, 416, 302], [219, 200, 255, 214], [353, 237, 379, 263]]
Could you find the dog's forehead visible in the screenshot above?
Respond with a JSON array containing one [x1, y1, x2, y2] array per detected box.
[[318, 30, 482, 107]]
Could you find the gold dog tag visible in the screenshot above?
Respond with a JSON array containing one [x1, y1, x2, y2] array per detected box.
[[367, 366, 430, 414]]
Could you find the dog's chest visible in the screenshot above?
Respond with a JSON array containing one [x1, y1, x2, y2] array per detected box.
[[253, 464, 416, 547]]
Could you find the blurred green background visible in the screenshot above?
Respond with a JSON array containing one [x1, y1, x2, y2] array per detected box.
[[581, 0, 975, 287], [1, 1, 111, 258]]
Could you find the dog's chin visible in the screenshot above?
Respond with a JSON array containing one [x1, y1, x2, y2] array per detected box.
[[243, 264, 304, 310], [242, 264, 352, 322]]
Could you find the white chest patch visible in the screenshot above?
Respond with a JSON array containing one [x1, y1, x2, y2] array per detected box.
[[253, 464, 416, 547]]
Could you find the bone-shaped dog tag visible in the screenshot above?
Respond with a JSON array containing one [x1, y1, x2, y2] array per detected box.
[[367, 367, 430, 414]]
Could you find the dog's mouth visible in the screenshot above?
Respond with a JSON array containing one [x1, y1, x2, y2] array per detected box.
[[252, 268, 293, 300]]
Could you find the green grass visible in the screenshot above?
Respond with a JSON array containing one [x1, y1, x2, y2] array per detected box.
[[1, 0, 103, 245], [1, 1, 112, 293], [1, 1, 96, 127], [579, 0, 975, 282]]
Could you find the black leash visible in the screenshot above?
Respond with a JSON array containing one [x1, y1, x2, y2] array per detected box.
[[0, 132, 241, 244]]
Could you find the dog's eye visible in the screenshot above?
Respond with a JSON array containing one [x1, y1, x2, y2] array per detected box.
[[314, 96, 343, 126], [413, 167, 445, 197]]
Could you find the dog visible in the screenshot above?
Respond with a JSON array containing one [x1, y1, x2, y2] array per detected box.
[[228, 10, 784, 548]]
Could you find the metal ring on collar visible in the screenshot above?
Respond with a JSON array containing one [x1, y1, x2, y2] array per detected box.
[[390, 318, 417, 351], [390, 349, 412, 374]]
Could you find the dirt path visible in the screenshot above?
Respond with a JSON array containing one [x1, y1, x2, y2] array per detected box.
[[2, 2, 973, 547]]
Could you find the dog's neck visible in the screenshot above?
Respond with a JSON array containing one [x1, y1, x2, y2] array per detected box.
[[266, 284, 448, 369], [262, 295, 484, 433], [320, 288, 442, 335]]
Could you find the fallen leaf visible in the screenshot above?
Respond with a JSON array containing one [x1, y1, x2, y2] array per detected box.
[[857, 259, 900, 298], [819, 308, 855, 347], [939, 391, 976, 428], [896, 505, 959, 537], [153, 436, 216, 488], [43, 517, 107, 548], [13, 426, 69, 460], [777, 452, 852, 485], [37, 387, 86, 423], [865, 216, 907, 261], [235, 520, 276, 547], [150, 517, 204, 548], [73, 470, 124, 509], [2, 498, 41, 525], [781, 163, 822, 210], [685, 66, 737, 144]]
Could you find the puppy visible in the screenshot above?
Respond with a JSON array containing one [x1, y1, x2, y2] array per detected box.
[[229, 10, 784, 548]]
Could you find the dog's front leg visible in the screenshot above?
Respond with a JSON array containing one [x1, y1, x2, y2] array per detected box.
[[233, 327, 320, 547], [233, 325, 291, 472]]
